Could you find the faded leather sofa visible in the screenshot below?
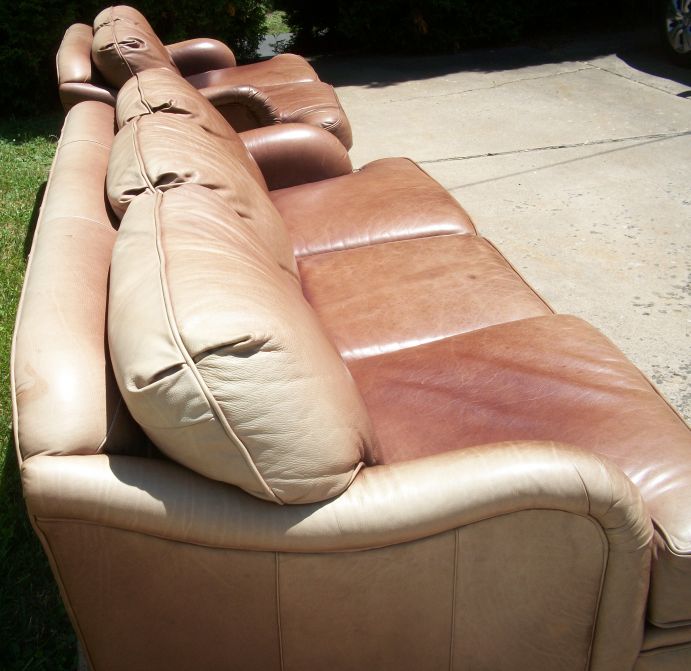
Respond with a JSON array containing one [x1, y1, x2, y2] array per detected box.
[[57, 5, 352, 147], [12, 65, 691, 671]]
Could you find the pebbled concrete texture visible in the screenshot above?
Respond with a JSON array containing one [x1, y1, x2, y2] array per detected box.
[[314, 30, 691, 421]]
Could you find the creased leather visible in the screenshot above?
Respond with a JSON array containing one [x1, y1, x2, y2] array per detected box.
[[108, 186, 373, 503], [92, 5, 180, 88], [115, 68, 267, 187]]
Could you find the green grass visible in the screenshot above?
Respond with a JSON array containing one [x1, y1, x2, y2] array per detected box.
[[0, 112, 78, 671]]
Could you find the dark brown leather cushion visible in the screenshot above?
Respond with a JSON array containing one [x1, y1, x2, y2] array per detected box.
[[299, 234, 552, 360]]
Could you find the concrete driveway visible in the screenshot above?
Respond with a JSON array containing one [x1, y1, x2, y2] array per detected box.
[[313, 29, 691, 422]]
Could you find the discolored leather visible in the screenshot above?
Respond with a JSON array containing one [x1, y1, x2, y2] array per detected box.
[[166, 37, 236, 74], [299, 234, 551, 360], [271, 157, 477, 257], [106, 115, 302, 269], [348, 313, 691, 626], [11, 102, 143, 461], [186, 53, 318, 89], [240, 123, 352, 190], [23, 442, 651, 669], [108, 186, 372, 503], [92, 5, 180, 88]]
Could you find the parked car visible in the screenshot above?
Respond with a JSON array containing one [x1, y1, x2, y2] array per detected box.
[[660, 0, 691, 65]]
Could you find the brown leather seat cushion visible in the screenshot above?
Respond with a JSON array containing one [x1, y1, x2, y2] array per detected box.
[[348, 313, 691, 626], [272, 158, 477, 257], [185, 53, 318, 89], [299, 234, 552, 360]]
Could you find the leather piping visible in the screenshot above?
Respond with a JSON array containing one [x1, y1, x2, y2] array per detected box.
[[151, 190, 279, 503]]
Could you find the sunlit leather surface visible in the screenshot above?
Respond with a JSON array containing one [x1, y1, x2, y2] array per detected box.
[[11, 56, 691, 669]]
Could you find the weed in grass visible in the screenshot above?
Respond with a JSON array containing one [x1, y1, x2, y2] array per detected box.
[[0, 113, 78, 671]]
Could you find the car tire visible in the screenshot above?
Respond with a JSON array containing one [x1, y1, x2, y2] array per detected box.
[[660, 0, 691, 66]]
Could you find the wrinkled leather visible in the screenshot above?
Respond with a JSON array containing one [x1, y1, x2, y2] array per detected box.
[[167, 37, 236, 74], [199, 79, 353, 147], [106, 115, 305, 272], [92, 5, 179, 87], [23, 442, 651, 669], [348, 313, 691, 626], [108, 186, 373, 503], [240, 123, 352, 190], [272, 157, 476, 257], [300, 234, 553, 360], [115, 68, 266, 187], [186, 53, 318, 89], [11, 102, 143, 461]]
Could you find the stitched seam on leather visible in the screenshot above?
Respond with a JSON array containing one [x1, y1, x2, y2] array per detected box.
[[571, 464, 608, 671], [131, 117, 154, 192], [31, 518, 99, 670], [59, 138, 111, 150], [448, 529, 458, 671], [275, 553, 285, 670], [152, 190, 279, 503], [109, 7, 136, 80], [483, 237, 555, 314], [134, 72, 154, 117]]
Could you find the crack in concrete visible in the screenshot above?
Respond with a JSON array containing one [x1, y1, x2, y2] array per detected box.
[[581, 60, 691, 97], [417, 130, 691, 164], [380, 65, 593, 104]]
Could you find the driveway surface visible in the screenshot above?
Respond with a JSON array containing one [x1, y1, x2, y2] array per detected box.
[[313, 29, 691, 421]]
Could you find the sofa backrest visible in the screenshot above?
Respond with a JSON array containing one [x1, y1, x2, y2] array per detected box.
[[92, 5, 179, 88], [108, 184, 374, 503], [106, 113, 296, 273], [115, 67, 267, 189], [11, 102, 145, 461]]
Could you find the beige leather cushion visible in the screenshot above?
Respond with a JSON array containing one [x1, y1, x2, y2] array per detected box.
[[107, 113, 294, 273], [108, 185, 372, 504], [92, 5, 179, 88], [115, 67, 267, 189]]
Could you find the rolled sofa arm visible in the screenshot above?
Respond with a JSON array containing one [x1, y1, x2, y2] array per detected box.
[[167, 38, 236, 75], [240, 123, 353, 189], [22, 442, 652, 670]]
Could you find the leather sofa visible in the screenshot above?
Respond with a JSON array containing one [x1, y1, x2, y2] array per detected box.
[[56, 5, 352, 147], [12, 62, 691, 670]]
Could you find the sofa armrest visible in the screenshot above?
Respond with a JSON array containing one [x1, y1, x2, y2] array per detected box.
[[23, 442, 650, 552], [23, 442, 652, 669], [167, 38, 236, 75], [240, 123, 353, 190]]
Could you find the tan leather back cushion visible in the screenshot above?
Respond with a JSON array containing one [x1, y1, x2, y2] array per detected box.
[[92, 5, 179, 88], [108, 185, 373, 503], [107, 113, 292, 271], [115, 67, 267, 188]]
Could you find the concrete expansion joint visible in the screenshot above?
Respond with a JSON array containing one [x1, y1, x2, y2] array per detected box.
[[418, 130, 691, 165], [583, 60, 691, 97], [383, 66, 594, 104]]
